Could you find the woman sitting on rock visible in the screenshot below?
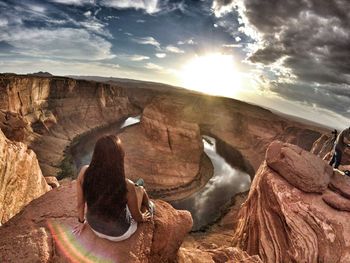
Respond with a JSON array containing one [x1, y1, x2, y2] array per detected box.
[[73, 135, 154, 241]]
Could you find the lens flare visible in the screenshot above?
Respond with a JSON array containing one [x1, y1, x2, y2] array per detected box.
[[47, 220, 114, 263]]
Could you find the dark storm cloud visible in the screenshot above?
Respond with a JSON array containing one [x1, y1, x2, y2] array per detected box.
[[236, 0, 350, 86]]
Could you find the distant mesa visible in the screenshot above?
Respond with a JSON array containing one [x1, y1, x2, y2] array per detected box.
[[27, 71, 53, 77]]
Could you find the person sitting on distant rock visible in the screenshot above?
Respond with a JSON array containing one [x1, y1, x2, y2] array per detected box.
[[329, 127, 350, 169], [73, 135, 155, 241], [331, 129, 338, 144]]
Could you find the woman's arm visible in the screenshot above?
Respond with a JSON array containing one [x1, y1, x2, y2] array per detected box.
[[77, 165, 89, 222], [126, 180, 151, 223], [73, 165, 89, 235]]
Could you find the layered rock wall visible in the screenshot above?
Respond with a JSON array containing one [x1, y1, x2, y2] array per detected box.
[[232, 141, 350, 263], [0, 129, 50, 225], [0, 75, 139, 177]]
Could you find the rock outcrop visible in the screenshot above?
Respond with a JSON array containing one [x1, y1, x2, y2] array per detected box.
[[120, 96, 213, 200], [232, 141, 350, 263], [0, 129, 50, 225], [266, 141, 332, 193], [0, 181, 192, 262]]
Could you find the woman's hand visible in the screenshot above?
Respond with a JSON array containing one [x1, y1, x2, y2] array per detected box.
[[72, 221, 86, 236], [142, 211, 152, 222]]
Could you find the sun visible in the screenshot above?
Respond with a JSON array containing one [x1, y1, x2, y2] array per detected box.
[[179, 53, 242, 97]]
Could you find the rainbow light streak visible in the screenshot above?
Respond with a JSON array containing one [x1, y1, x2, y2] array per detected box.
[[47, 220, 115, 263]]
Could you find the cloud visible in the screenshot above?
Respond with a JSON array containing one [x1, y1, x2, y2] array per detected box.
[[177, 38, 197, 45], [100, 0, 159, 14], [132, 36, 160, 49], [155, 53, 166, 58], [212, 0, 237, 17], [136, 19, 145, 23], [129, 55, 150, 61], [212, 0, 350, 119], [165, 45, 185, 54], [229, 0, 350, 86], [49, 0, 95, 5], [145, 63, 163, 70], [0, 27, 114, 60], [222, 43, 242, 48]]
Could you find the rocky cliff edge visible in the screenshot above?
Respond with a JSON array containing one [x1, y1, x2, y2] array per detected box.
[[0, 129, 51, 225], [0, 181, 192, 262]]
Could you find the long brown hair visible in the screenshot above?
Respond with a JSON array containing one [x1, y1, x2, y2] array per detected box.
[[83, 135, 127, 218]]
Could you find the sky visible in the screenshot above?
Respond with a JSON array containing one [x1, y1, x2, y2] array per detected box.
[[0, 0, 349, 129]]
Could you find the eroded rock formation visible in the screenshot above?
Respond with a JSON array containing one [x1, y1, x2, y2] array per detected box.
[[232, 141, 350, 263], [0, 182, 192, 262], [0, 129, 50, 225], [120, 96, 213, 200]]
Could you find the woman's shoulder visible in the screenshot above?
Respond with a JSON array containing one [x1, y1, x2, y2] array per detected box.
[[125, 179, 136, 192], [77, 165, 89, 185]]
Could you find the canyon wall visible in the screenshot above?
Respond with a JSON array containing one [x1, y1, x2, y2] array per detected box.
[[232, 141, 350, 262], [0, 74, 326, 182], [0, 129, 50, 225], [0, 74, 140, 177]]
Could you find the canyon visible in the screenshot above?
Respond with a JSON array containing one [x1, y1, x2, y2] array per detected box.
[[1, 73, 345, 262]]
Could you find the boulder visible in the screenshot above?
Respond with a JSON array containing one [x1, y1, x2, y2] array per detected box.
[[0, 129, 50, 225], [233, 142, 350, 263], [266, 140, 332, 193], [0, 181, 193, 262]]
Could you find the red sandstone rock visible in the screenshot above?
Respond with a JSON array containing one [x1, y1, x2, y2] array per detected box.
[[178, 247, 262, 263], [266, 140, 332, 193], [44, 176, 60, 188], [0, 129, 50, 225], [322, 190, 350, 212], [311, 133, 350, 166], [329, 170, 350, 199], [0, 181, 192, 262], [0, 110, 31, 142], [120, 96, 213, 200], [233, 142, 350, 263]]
